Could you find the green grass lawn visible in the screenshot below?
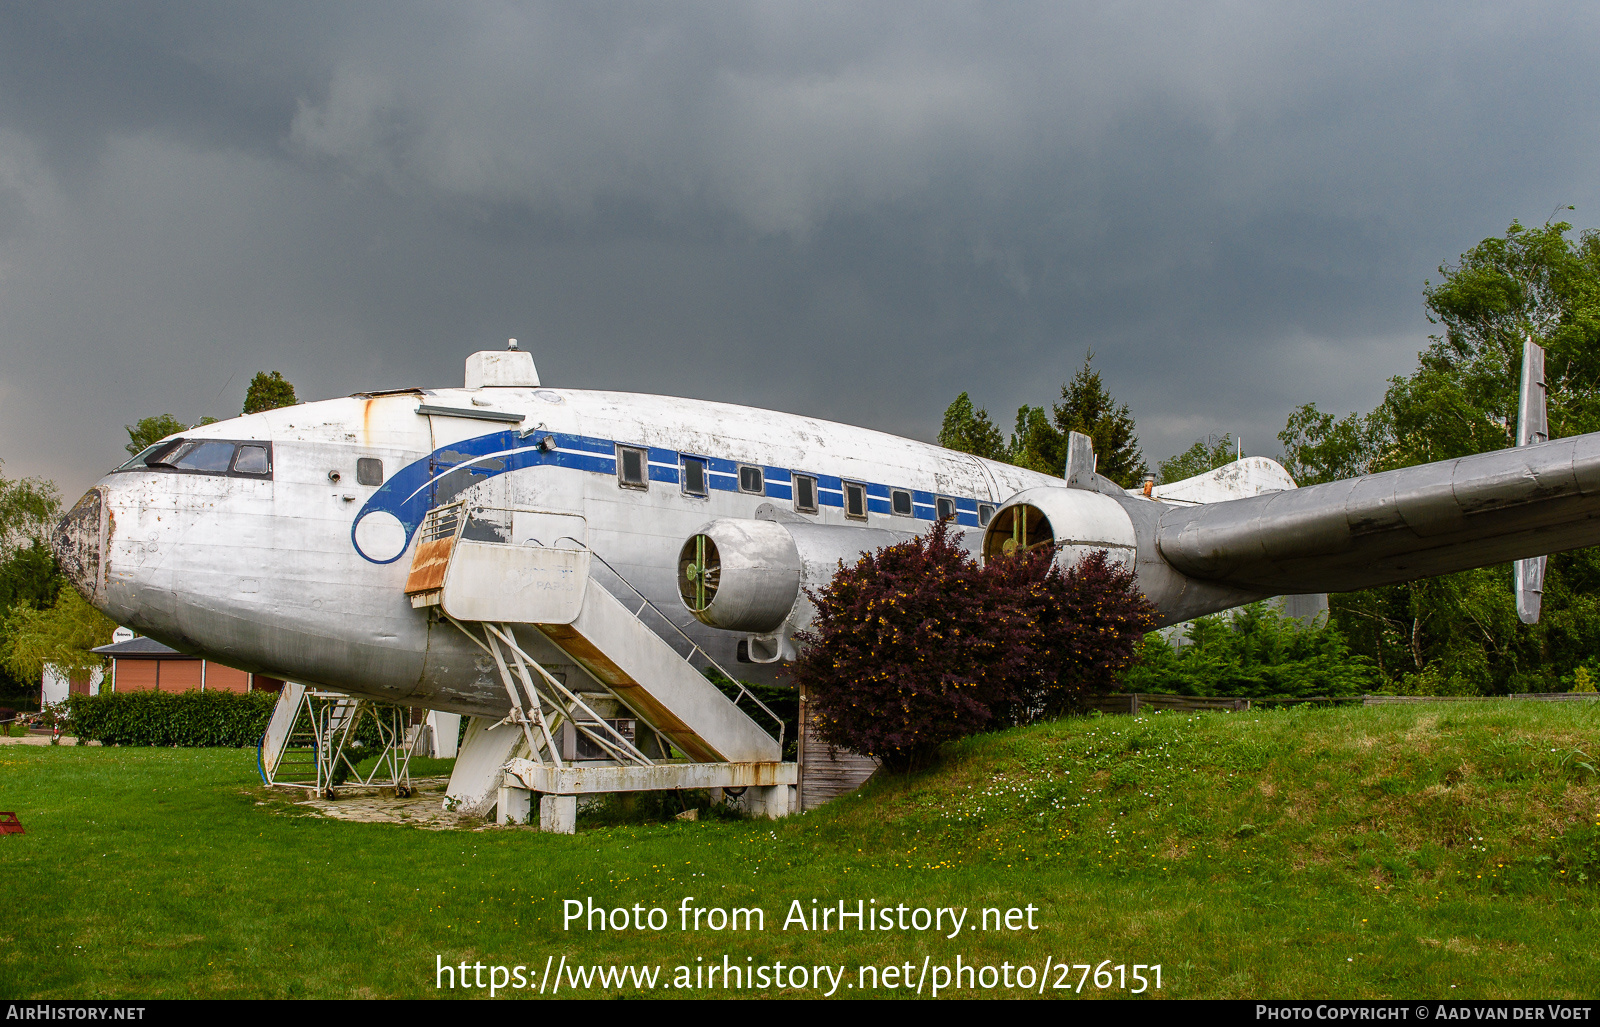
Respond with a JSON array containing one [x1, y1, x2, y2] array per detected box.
[[2, 702, 1599, 999]]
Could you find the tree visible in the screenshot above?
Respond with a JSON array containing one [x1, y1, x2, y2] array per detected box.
[[1, 584, 116, 681], [1279, 216, 1600, 694], [124, 415, 188, 456], [1051, 352, 1148, 488], [1007, 405, 1063, 474], [243, 371, 297, 414], [937, 354, 1148, 484], [1157, 433, 1238, 484], [1122, 602, 1377, 699], [0, 461, 62, 699], [0, 461, 59, 557], [937, 392, 1008, 460], [1276, 405, 1387, 486]]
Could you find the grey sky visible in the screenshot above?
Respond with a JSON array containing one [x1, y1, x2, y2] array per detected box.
[[2, 1, 1597, 500]]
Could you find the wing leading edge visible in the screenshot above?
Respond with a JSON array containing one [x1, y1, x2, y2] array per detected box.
[[1155, 430, 1600, 594]]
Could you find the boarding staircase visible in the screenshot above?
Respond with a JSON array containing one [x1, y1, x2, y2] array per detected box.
[[404, 501, 794, 831]]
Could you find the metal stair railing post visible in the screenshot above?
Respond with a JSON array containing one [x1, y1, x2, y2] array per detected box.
[[481, 626, 550, 762], [490, 625, 571, 766]]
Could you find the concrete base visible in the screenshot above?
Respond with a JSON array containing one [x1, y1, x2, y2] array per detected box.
[[503, 758, 796, 794], [540, 794, 577, 834], [730, 784, 795, 819], [497, 783, 532, 825]]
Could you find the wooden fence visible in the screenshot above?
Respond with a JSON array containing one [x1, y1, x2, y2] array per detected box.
[[795, 685, 880, 812]]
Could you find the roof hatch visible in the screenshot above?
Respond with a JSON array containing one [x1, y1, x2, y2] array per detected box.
[[466, 339, 540, 388]]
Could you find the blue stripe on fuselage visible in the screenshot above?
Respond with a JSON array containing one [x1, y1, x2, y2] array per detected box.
[[350, 428, 995, 563]]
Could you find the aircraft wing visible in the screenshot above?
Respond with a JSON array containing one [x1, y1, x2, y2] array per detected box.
[[1155, 431, 1600, 594]]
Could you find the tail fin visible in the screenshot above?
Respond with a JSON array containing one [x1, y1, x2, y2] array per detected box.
[[1515, 338, 1548, 623]]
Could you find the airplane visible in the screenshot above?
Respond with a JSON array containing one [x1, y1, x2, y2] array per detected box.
[[48, 340, 1595, 819]]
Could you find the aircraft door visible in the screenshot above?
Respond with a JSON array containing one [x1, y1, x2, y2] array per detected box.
[[423, 412, 512, 543], [503, 429, 587, 549], [510, 510, 588, 550]]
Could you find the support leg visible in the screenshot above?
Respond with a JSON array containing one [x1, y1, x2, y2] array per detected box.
[[497, 784, 532, 826], [539, 794, 578, 834], [444, 717, 525, 817]]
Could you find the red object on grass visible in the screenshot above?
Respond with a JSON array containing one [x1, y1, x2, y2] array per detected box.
[[0, 812, 23, 835]]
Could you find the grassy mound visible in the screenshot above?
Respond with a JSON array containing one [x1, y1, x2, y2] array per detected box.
[[1, 702, 1597, 998], [816, 701, 1600, 890]]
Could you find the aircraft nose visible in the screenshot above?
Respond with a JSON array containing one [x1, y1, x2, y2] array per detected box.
[[54, 487, 106, 602]]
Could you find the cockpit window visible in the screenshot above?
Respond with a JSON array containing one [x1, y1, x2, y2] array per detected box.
[[234, 445, 271, 475], [114, 438, 273, 479], [117, 444, 169, 471], [165, 441, 236, 473]]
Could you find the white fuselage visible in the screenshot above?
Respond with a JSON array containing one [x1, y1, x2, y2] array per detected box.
[[71, 386, 1072, 716]]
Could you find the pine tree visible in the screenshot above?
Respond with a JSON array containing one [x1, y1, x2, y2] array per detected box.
[[937, 392, 1008, 460], [1051, 352, 1147, 488], [1007, 405, 1063, 474]]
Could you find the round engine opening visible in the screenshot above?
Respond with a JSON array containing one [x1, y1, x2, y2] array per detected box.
[[981, 503, 1055, 562], [678, 534, 721, 612]]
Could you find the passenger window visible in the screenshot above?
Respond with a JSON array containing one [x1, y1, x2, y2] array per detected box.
[[617, 446, 648, 490], [682, 457, 708, 497], [234, 445, 271, 475], [936, 497, 956, 521], [891, 490, 913, 516], [170, 441, 236, 473], [978, 503, 996, 527], [739, 465, 764, 494], [356, 457, 383, 486], [794, 474, 818, 514], [844, 482, 867, 520]]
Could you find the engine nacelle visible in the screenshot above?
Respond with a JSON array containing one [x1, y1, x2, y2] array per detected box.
[[678, 516, 920, 642], [980, 486, 1137, 570]]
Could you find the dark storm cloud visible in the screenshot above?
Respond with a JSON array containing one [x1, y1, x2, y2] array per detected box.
[[1, 2, 1597, 496]]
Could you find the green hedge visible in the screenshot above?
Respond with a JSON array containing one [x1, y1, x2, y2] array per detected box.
[[65, 690, 278, 747]]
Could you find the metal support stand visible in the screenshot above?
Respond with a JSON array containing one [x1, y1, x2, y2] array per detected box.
[[260, 687, 421, 798]]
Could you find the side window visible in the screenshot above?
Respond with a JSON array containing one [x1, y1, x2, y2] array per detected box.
[[793, 474, 818, 514], [739, 465, 764, 494], [617, 446, 648, 490], [891, 489, 913, 516], [681, 457, 708, 498], [844, 482, 867, 521], [978, 503, 996, 527], [233, 445, 271, 476], [356, 457, 383, 486], [936, 497, 956, 521]]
